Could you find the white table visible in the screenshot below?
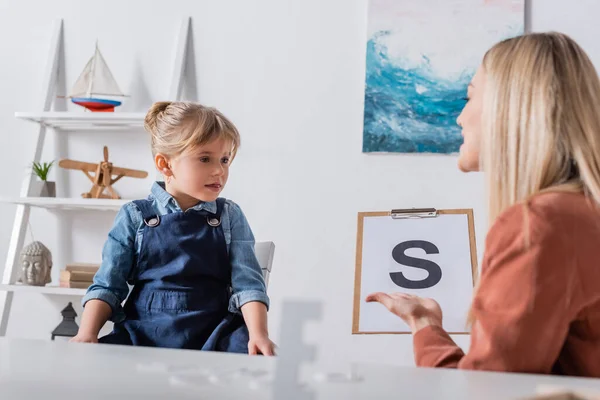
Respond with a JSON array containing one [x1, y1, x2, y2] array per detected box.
[[1, 337, 599, 400]]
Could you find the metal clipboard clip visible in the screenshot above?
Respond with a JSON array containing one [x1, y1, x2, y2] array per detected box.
[[390, 207, 438, 219]]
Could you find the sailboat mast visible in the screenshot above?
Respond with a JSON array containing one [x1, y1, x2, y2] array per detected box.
[[86, 41, 99, 98]]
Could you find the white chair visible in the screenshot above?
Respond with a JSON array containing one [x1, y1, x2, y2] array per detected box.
[[254, 241, 275, 288]]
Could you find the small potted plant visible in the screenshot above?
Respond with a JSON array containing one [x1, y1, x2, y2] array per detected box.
[[31, 161, 56, 197]]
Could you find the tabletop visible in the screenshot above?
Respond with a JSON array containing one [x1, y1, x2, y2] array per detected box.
[[1, 337, 599, 400]]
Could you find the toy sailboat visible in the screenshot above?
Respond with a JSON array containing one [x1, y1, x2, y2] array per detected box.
[[68, 42, 126, 112]]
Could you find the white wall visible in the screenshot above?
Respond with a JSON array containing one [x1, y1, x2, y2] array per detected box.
[[0, 0, 597, 368]]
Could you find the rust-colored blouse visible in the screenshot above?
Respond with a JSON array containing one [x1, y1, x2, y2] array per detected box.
[[413, 192, 600, 377]]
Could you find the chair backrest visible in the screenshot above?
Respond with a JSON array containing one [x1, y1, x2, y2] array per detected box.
[[254, 241, 275, 288]]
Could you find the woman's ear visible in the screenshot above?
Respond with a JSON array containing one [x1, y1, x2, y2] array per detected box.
[[154, 153, 173, 177]]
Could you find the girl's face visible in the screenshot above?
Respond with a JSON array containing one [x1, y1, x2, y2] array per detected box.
[[158, 138, 232, 210]]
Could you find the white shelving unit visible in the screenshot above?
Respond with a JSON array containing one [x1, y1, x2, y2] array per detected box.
[[15, 112, 146, 131], [0, 17, 193, 336], [0, 196, 127, 211], [0, 284, 87, 296]]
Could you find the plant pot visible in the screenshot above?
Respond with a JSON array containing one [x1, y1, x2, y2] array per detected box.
[[30, 181, 56, 197]]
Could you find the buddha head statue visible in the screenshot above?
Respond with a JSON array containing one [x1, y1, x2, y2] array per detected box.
[[19, 241, 52, 286]]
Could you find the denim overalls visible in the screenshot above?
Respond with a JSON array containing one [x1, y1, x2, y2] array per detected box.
[[99, 198, 249, 352]]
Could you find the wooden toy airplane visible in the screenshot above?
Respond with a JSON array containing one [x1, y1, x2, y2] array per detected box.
[[58, 146, 148, 199]]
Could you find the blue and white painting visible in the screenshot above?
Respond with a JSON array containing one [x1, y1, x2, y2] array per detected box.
[[362, 0, 524, 153]]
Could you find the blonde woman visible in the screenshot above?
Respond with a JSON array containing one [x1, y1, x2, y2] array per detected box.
[[71, 102, 275, 356], [367, 32, 600, 377]]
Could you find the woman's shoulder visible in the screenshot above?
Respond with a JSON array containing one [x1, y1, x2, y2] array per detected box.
[[488, 192, 600, 250], [497, 191, 597, 224]]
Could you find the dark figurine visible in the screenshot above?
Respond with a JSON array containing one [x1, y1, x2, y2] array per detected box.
[[51, 302, 79, 340]]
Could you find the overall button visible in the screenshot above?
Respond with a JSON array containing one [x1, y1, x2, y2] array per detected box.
[[145, 216, 160, 227]]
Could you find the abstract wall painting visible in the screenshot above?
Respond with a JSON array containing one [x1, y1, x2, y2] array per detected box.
[[362, 0, 524, 153]]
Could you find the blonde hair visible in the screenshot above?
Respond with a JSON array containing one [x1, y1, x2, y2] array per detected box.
[[481, 32, 600, 226], [467, 32, 600, 326], [144, 101, 240, 159]]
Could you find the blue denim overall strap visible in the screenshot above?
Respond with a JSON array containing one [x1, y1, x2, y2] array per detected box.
[[99, 198, 249, 352]]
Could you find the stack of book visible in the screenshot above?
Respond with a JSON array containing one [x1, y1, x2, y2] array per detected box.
[[59, 263, 100, 289]]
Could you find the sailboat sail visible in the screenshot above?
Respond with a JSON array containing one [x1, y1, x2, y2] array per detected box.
[[69, 58, 94, 98], [68, 44, 124, 98], [90, 47, 124, 96]]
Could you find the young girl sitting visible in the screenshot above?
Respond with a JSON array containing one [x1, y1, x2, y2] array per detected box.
[[70, 102, 275, 356]]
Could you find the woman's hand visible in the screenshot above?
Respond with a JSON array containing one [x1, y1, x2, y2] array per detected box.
[[365, 292, 443, 333]]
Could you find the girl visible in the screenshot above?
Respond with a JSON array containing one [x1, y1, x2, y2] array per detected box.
[[71, 102, 275, 356], [367, 32, 600, 376]]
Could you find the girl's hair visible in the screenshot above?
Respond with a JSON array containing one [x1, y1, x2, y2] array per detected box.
[[467, 32, 600, 326], [481, 32, 600, 226], [144, 101, 240, 159]]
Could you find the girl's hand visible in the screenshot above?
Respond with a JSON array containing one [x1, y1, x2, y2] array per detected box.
[[69, 333, 99, 344], [248, 335, 276, 356], [365, 292, 443, 334]]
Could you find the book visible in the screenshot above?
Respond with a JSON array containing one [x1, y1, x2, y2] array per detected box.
[[60, 270, 95, 283], [59, 281, 92, 289], [65, 262, 100, 273]]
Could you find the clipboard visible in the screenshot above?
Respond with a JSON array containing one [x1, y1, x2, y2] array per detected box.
[[352, 207, 478, 334]]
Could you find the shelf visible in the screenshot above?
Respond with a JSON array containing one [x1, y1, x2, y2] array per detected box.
[[15, 112, 146, 131], [0, 197, 127, 211], [0, 284, 87, 296]]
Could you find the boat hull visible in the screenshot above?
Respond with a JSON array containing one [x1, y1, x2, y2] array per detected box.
[[71, 97, 122, 112]]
